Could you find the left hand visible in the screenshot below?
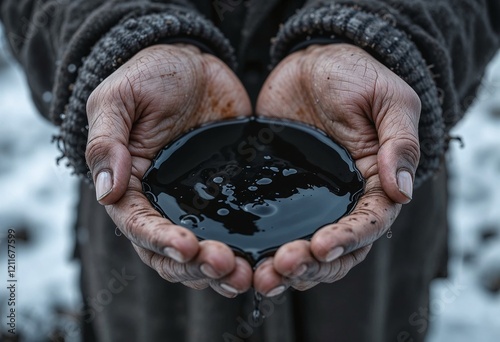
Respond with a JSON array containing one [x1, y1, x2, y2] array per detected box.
[[253, 44, 421, 296]]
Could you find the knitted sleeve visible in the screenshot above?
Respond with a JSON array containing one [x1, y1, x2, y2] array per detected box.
[[271, 0, 500, 187], [1, 0, 235, 176]]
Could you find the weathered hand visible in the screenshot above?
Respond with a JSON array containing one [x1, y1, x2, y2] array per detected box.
[[85, 44, 253, 297], [254, 44, 421, 295]]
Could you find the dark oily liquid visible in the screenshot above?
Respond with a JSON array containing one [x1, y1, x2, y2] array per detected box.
[[142, 117, 364, 265]]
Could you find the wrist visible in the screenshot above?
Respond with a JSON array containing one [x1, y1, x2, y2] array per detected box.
[[271, 4, 443, 188], [54, 9, 235, 178], [287, 36, 351, 56]]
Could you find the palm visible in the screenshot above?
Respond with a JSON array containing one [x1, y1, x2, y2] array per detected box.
[[90, 44, 250, 173]]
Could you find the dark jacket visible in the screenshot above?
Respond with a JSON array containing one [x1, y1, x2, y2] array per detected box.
[[1, 0, 499, 185]]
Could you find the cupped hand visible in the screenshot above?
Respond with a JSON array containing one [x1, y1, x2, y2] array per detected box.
[[85, 44, 253, 297], [254, 43, 421, 296]]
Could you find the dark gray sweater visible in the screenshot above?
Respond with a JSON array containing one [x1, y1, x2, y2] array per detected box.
[[1, 0, 499, 186]]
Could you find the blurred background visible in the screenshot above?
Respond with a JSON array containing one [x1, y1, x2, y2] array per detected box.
[[0, 25, 499, 341]]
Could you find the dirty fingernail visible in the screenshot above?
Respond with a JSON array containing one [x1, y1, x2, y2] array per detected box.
[[397, 170, 413, 202], [220, 283, 239, 296], [200, 263, 220, 279], [163, 247, 185, 263], [326, 246, 344, 262], [266, 285, 286, 297], [96, 171, 113, 201]]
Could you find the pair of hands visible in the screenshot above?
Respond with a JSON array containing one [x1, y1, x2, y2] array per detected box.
[[85, 43, 420, 298]]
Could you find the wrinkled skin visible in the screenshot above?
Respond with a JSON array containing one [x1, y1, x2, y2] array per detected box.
[[253, 44, 420, 295], [85, 43, 420, 298], [86, 44, 253, 297]]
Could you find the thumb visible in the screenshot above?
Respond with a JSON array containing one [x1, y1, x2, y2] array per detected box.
[[376, 97, 421, 205], [85, 92, 132, 205]]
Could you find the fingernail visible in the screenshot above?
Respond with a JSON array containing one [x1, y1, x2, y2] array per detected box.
[[163, 247, 185, 263], [96, 171, 113, 201], [266, 285, 286, 297], [397, 170, 413, 201], [291, 264, 308, 278], [220, 283, 239, 296], [200, 263, 220, 279], [326, 246, 344, 262]]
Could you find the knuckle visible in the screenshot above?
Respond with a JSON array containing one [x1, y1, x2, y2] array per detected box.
[[182, 280, 209, 290], [293, 282, 317, 291], [328, 257, 353, 283], [156, 257, 202, 284], [201, 240, 228, 253], [401, 86, 422, 114], [87, 81, 109, 109], [86, 83, 114, 119], [331, 223, 360, 251], [351, 246, 371, 265], [123, 208, 161, 248], [85, 136, 110, 170], [156, 258, 182, 283], [278, 240, 307, 257], [141, 223, 168, 252], [318, 262, 340, 283]]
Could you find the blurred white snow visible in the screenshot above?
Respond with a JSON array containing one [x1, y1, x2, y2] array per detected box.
[[426, 52, 500, 342], [0, 25, 499, 341], [0, 28, 80, 341]]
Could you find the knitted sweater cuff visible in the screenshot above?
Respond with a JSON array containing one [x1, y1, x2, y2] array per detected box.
[[54, 7, 235, 177], [271, 4, 445, 188]]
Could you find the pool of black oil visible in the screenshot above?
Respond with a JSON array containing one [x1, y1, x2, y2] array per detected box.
[[142, 117, 365, 266]]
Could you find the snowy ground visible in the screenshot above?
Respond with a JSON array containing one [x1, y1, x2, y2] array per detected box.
[[0, 28, 499, 341]]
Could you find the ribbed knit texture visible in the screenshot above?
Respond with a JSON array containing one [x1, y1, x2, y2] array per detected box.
[[271, 4, 444, 188], [54, 5, 236, 177]]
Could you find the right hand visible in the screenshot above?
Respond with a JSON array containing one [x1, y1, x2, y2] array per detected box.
[[85, 44, 253, 297]]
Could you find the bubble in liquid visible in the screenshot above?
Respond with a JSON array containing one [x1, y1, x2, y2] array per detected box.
[[256, 178, 272, 185], [248, 186, 258, 191], [243, 203, 278, 217], [222, 186, 234, 196], [213, 176, 224, 184], [180, 214, 202, 227], [264, 155, 271, 160], [282, 169, 297, 176], [217, 208, 230, 216], [194, 182, 215, 200]]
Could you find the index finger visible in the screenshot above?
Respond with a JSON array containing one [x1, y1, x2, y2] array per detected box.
[[106, 170, 200, 263]]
